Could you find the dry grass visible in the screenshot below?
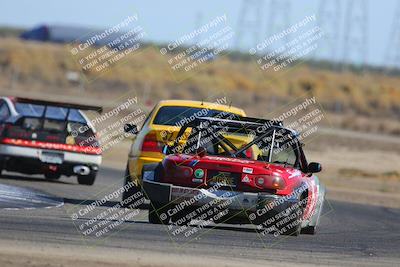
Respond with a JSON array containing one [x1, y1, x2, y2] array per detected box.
[[1, 37, 400, 134], [338, 168, 400, 181]]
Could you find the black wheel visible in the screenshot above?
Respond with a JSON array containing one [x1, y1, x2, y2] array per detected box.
[[44, 173, 61, 180], [301, 225, 316, 235], [282, 217, 302, 236], [148, 201, 170, 225], [170, 203, 190, 225], [275, 197, 304, 237], [121, 164, 142, 208], [77, 172, 96, 185]]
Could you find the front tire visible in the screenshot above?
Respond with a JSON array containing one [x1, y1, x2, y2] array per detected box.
[[44, 173, 61, 180]]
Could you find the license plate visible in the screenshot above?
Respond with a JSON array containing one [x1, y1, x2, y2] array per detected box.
[[40, 151, 64, 164], [209, 172, 236, 187]]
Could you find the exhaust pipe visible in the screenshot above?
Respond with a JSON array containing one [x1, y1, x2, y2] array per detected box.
[[73, 165, 90, 176]]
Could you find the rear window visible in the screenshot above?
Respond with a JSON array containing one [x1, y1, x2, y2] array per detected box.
[[19, 118, 94, 138], [15, 103, 44, 116], [23, 117, 41, 131], [152, 106, 241, 126], [15, 103, 86, 123]]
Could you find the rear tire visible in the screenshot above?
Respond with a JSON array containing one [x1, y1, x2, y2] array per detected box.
[[283, 219, 301, 236], [148, 201, 170, 225], [44, 173, 61, 180], [77, 172, 96, 185], [276, 199, 304, 237], [301, 225, 317, 235]]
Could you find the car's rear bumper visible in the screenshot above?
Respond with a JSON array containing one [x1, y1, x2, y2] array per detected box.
[[0, 144, 101, 175], [127, 155, 163, 181], [143, 179, 299, 221]]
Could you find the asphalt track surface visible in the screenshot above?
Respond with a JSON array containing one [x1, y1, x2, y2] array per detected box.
[[0, 167, 399, 266]]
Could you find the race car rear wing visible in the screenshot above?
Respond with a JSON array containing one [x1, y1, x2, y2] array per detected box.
[[15, 97, 103, 113]]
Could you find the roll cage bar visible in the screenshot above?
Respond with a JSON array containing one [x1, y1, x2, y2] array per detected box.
[[168, 116, 303, 163]]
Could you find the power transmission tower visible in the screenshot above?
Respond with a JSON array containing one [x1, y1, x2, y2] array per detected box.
[[341, 0, 368, 70], [316, 0, 341, 64], [266, 0, 291, 42], [384, 2, 400, 71], [235, 0, 264, 50], [193, 11, 203, 46]]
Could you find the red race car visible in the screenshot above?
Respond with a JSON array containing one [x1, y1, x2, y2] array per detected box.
[[143, 116, 325, 236]]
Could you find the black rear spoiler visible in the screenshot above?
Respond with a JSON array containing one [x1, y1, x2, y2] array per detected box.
[[15, 97, 103, 113]]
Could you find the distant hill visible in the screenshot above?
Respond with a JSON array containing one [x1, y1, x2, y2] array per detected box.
[[0, 26, 25, 38]]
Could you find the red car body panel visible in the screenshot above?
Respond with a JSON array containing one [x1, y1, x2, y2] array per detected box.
[[160, 153, 319, 221]]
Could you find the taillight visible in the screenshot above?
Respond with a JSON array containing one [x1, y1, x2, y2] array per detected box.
[[0, 138, 101, 155], [169, 165, 193, 179], [245, 147, 253, 159], [141, 134, 163, 152], [271, 176, 285, 189], [255, 175, 286, 190]]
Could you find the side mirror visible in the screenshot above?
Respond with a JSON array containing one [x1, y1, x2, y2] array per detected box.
[[307, 162, 322, 173], [124, 123, 138, 134]]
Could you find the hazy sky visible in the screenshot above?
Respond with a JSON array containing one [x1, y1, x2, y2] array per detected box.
[[0, 0, 397, 67]]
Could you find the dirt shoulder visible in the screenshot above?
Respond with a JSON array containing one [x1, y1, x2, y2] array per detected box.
[[0, 240, 320, 267]]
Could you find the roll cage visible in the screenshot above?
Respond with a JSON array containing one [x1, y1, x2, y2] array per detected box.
[[167, 116, 308, 171]]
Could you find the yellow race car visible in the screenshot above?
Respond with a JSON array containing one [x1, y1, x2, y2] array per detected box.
[[121, 99, 247, 206]]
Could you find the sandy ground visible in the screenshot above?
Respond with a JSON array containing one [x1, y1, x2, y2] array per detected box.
[[1, 240, 395, 267], [0, 241, 314, 267]]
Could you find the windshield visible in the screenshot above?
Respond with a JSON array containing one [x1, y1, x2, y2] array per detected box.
[[152, 106, 241, 126]]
